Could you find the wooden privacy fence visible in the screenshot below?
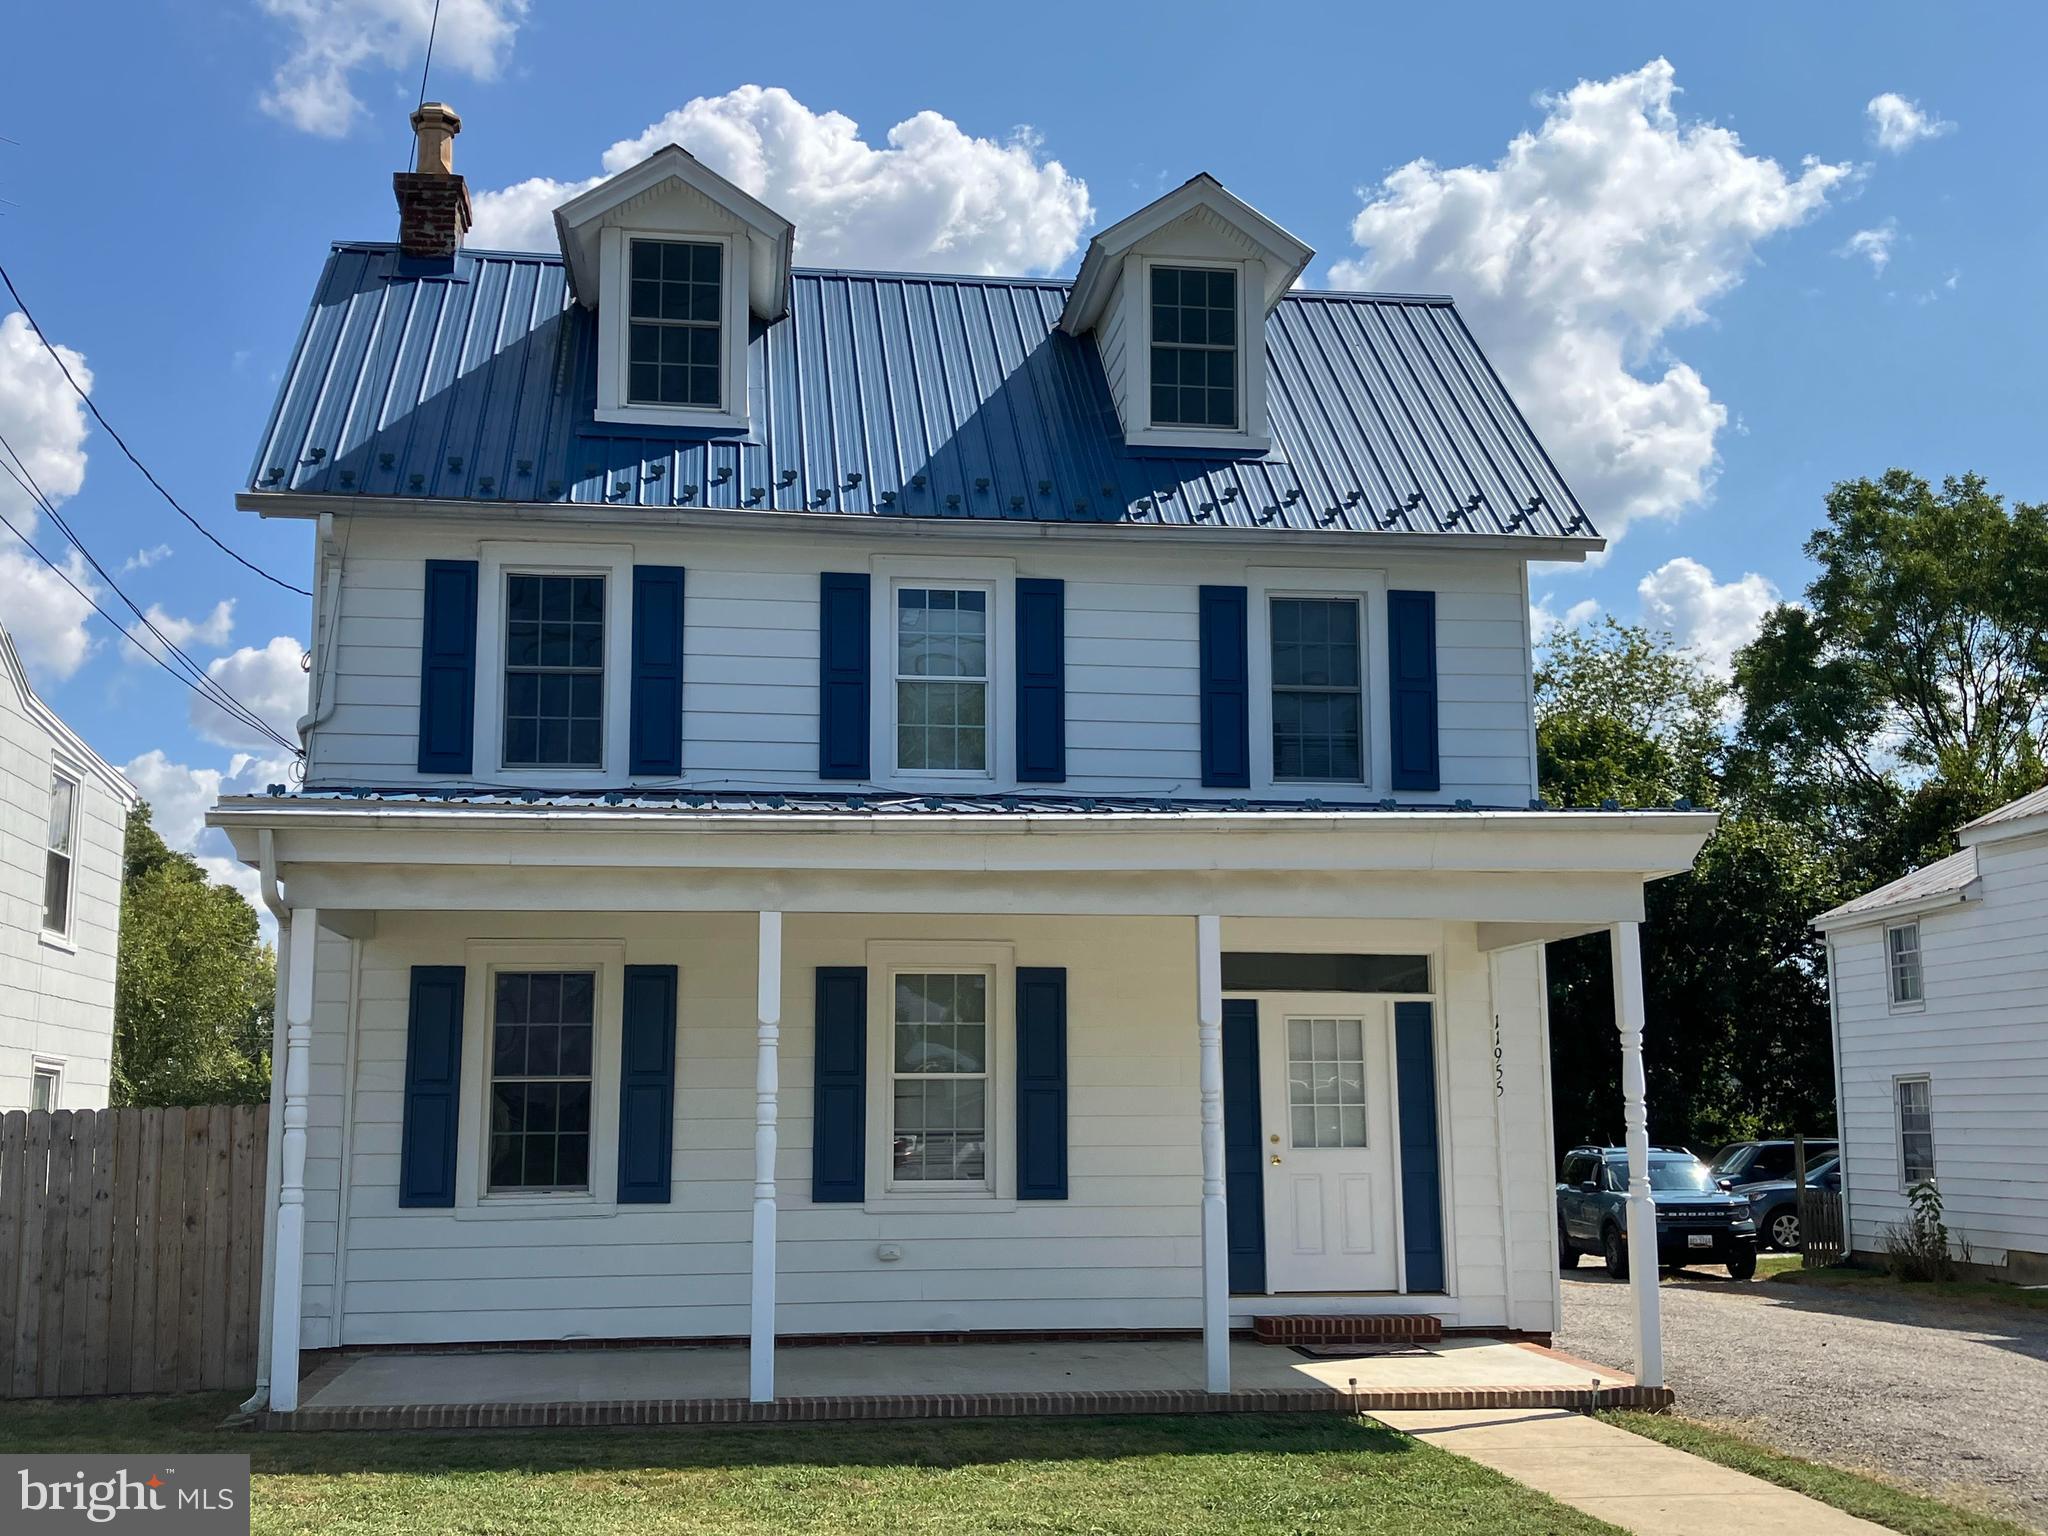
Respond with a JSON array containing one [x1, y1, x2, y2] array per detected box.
[[1801, 1187, 1846, 1267], [0, 1106, 268, 1398]]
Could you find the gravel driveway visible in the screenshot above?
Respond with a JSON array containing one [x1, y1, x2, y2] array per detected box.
[[1558, 1268, 2048, 1530]]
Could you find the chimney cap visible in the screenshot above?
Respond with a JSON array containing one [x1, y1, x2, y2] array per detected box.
[[411, 101, 462, 135], [409, 101, 462, 176]]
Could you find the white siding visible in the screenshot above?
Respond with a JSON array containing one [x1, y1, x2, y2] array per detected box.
[[1831, 833, 2048, 1266], [307, 516, 1538, 807], [299, 913, 1554, 1348], [0, 659, 130, 1110]]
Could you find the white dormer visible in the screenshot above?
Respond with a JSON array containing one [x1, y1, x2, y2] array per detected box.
[[554, 146, 795, 432], [1058, 175, 1312, 455]]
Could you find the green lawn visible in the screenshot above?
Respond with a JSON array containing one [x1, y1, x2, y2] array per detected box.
[[1768, 1263, 2048, 1313], [0, 1394, 1620, 1536], [1603, 1411, 2036, 1536]]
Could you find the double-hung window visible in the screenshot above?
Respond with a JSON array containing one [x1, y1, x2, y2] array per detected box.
[[41, 769, 78, 937], [504, 573, 605, 769], [1896, 1076, 1935, 1186], [890, 971, 990, 1186], [30, 1059, 62, 1113], [1886, 921, 1923, 1009], [1150, 265, 1238, 429], [1270, 596, 1364, 781], [627, 239, 723, 409], [488, 970, 596, 1193], [895, 587, 988, 773]]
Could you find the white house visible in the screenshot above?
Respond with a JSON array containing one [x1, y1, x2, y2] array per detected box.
[[1815, 786, 2048, 1284], [0, 618, 138, 1111], [211, 104, 1713, 1416]]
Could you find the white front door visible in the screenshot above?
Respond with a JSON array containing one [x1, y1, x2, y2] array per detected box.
[[1257, 996, 1401, 1293]]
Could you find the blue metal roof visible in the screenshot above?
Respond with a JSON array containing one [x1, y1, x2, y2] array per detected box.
[[248, 243, 1593, 539], [245, 786, 1561, 813]]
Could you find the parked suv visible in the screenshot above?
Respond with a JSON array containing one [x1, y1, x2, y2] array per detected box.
[[1745, 1156, 1840, 1251], [1557, 1146, 1759, 1280], [1707, 1139, 1838, 1193]]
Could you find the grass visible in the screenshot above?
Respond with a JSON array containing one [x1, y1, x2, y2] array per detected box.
[[1603, 1411, 2036, 1536], [0, 1394, 1623, 1536], [1767, 1263, 2048, 1312]]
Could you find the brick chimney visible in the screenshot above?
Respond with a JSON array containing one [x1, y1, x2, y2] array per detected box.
[[393, 102, 471, 260]]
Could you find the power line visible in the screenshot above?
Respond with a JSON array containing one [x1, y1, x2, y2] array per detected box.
[[0, 260, 313, 598], [0, 449, 298, 755], [0, 476, 300, 757], [417, 0, 444, 110]]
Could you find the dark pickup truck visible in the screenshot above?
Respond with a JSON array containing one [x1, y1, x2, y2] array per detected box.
[[1557, 1146, 1759, 1280]]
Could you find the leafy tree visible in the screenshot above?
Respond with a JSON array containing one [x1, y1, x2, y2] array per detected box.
[[112, 804, 273, 1106], [1535, 619, 1725, 808]]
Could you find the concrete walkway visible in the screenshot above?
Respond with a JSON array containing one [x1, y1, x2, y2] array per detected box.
[[1376, 1408, 1890, 1535]]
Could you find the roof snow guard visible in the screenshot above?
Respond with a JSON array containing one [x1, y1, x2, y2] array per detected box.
[[246, 247, 1595, 543]]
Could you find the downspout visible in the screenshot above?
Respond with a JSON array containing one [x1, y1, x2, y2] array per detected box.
[[240, 827, 291, 1415], [296, 515, 345, 749]]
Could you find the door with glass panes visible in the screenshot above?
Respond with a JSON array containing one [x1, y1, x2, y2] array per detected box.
[[1257, 995, 1400, 1291]]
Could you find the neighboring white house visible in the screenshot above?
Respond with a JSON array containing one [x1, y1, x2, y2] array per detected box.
[[210, 103, 1714, 1414], [1815, 786, 2048, 1284], [0, 618, 139, 1111]]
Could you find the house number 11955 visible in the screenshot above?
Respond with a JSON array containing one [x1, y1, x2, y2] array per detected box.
[[1492, 1014, 1505, 1098]]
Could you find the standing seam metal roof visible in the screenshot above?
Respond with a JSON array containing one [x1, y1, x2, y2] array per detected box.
[[248, 243, 1593, 539]]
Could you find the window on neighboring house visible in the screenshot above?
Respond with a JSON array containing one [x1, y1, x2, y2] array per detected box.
[[1150, 265, 1238, 428], [30, 1060, 62, 1113], [895, 587, 988, 773], [627, 239, 723, 408], [41, 769, 78, 936], [488, 970, 596, 1193], [1271, 596, 1363, 781], [1886, 921, 1923, 1008], [890, 971, 990, 1186], [504, 574, 605, 769], [1896, 1075, 1935, 1185]]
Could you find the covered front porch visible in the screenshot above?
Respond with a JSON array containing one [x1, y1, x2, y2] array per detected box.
[[212, 794, 1712, 1419], [270, 1331, 1658, 1430]]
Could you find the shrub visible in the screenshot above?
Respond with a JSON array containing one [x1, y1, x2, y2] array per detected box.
[[1880, 1179, 1958, 1281]]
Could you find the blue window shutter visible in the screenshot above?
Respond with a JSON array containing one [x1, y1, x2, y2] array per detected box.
[[629, 566, 686, 776], [1388, 590, 1440, 792], [1015, 578, 1066, 784], [818, 573, 871, 780], [399, 965, 464, 1208], [1198, 585, 1250, 788], [1222, 998, 1266, 1293], [811, 966, 867, 1201], [1395, 1000, 1446, 1292], [1015, 967, 1068, 1199], [616, 964, 678, 1203], [417, 560, 479, 774]]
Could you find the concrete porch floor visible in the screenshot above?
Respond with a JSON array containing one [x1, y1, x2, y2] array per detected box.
[[273, 1336, 1662, 1430]]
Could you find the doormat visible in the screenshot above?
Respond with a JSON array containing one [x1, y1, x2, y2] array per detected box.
[[1291, 1343, 1438, 1359]]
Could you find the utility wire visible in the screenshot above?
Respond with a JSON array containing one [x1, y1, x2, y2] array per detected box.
[[417, 0, 444, 110], [0, 450, 298, 754], [0, 260, 312, 598]]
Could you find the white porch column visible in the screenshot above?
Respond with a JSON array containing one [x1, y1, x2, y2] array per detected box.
[[749, 911, 782, 1404], [268, 906, 318, 1413], [1610, 919, 1664, 1391], [1196, 913, 1229, 1394]]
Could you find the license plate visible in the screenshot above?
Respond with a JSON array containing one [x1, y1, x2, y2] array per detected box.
[[1687, 1233, 1713, 1249]]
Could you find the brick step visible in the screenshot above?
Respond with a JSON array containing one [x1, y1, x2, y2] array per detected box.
[[1251, 1314, 1443, 1345]]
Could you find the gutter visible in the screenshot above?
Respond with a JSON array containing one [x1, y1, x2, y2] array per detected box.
[[232, 491, 1605, 562]]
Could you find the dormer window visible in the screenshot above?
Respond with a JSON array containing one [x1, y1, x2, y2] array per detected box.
[[1150, 266, 1239, 430], [628, 239, 724, 409]]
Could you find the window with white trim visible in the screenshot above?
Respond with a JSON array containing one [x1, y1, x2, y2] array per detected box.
[[1886, 921, 1923, 1009], [488, 970, 596, 1193], [503, 573, 605, 769], [30, 1059, 62, 1113], [626, 238, 724, 409], [895, 586, 989, 774], [41, 769, 78, 936], [1895, 1075, 1935, 1185], [889, 970, 990, 1186], [1150, 265, 1239, 429], [1270, 596, 1364, 781]]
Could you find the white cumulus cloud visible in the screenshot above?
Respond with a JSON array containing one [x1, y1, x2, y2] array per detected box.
[[258, 0, 527, 138], [0, 309, 101, 683], [122, 543, 172, 573], [470, 85, 1093, 276], [1530, 594, 1600, 645], [191, 635, 307, 749], [1866, 93, 1954, 154], [1636, 555, 1780, 672], [125, 599, 234, 666], [1331, 59, 1849, 542], [1838, 220, 1897, 275]]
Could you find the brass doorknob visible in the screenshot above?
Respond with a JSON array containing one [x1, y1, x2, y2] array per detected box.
[[1270, 1154, 1283, 1165]]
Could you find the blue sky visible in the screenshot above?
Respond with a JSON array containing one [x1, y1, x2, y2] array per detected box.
[[1, 1, 2042, 901]]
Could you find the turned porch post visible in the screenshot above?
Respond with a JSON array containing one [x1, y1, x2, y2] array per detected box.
[[1610, 919, 1664, 1390], [268, 906, 318, 1412], [1196, 913, 1229, 1393], [750, 911, 782, 1403]]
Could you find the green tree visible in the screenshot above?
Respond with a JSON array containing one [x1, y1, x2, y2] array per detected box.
[[112, 804, 273, 1106], [1732, 469, 2048, 882], [1535, 618, 1726, 808]]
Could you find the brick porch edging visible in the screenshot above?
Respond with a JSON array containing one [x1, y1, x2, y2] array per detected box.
[[1251, 1315, 1444, 1344], [256, 1383, 1672, 1432]]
